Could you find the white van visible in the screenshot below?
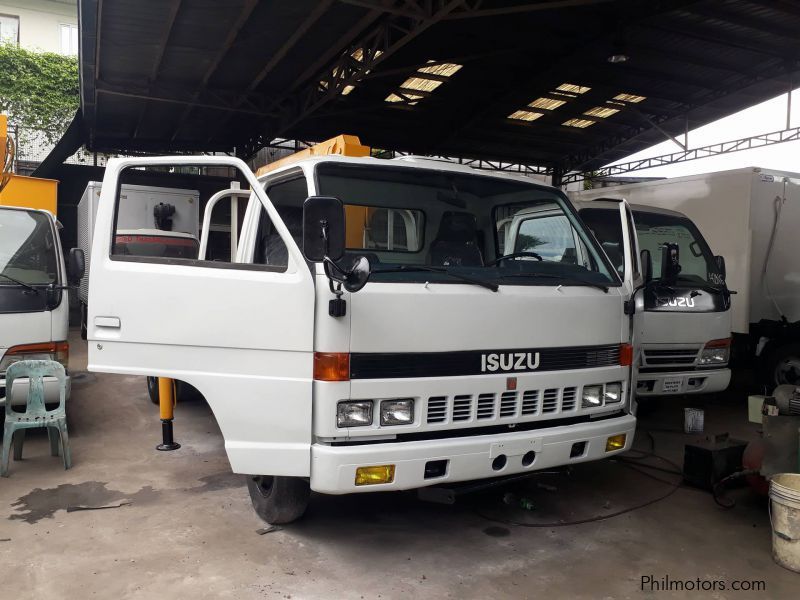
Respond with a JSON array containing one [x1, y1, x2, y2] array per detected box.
[[87, 155, 638, 523], [0, 206, 84, 407]]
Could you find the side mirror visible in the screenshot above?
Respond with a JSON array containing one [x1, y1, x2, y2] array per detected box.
[[660, 242, 681, 283], [715, 255, 726, 280], [302, 196, 345, 262], [68, 248, 85, 285], [640, 249, 652, 284]]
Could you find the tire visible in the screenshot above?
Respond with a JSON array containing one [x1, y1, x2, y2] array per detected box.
[[146, 376, 160, 405], [246, 475, 310, 524], [146, 378, 202, 405], [760, 343, 800, 389]]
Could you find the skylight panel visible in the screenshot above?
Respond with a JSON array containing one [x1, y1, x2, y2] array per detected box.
[[556, 83, 591, 94], [584, 106, 619, 118], [613, 93, 646, 103], [508, 110, 544, 122], [384, 61, 462, 105], [563, 118, 595, 128], [529, 97, 566, 111]]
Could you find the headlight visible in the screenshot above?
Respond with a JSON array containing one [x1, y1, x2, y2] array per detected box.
[[337, 401, 373, 427], [698, 338, 731, 366], [582, 385, 603, 408], [604, 382, 623, 404], [380, 399, 414, 425]]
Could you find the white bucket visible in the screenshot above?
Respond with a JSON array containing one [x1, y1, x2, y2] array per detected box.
[[769, 473, 800, 573]]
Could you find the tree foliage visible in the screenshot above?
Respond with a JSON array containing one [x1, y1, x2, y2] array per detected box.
[[0, 44, 79, 141]]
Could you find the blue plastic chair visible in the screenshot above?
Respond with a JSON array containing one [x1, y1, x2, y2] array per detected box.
[[2, 360, 71, 477]]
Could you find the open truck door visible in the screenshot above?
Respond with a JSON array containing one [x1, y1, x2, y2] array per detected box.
[[576, 199, 645, 395], [87, 156, 315, 476]]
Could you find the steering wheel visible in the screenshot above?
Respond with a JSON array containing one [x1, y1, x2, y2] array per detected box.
[[487, 251, 544, 266]]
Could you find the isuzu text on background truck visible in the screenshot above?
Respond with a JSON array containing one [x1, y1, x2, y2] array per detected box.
[[568, 197, 732, 398], [86, 143, 639, 523], [573, 167, 798, 389]]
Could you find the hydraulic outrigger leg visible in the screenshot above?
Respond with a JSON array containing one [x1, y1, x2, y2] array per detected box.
[[156, 377, 181, 451]]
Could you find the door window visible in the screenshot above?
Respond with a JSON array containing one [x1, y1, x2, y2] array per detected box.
[[253, 175, 307, 269], [578, 207, 625, 277], [111, 164, 289, 272]]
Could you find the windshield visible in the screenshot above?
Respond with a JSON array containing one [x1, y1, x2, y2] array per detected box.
[[0, 208, 59, 285], [315, 163, 617, 287], [632, 210, 722, 287]]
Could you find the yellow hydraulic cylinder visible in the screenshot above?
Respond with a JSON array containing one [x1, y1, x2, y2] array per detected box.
[[156, 377, 180, 451]]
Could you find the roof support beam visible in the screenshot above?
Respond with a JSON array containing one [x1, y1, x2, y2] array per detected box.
[[96, 80, 276, 117], [560, 59, 797, 173], [242, 0, 466, 157], [445, 0, 619, 19], [561, 125, 800, 184], [169, 0, 259, 142], [132, 0, 183, 139]]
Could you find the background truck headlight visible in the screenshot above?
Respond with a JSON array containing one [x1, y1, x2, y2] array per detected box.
[[582, 385, 603, 407], [380, 399, 414, 425], [698, 338, 731, 366], [337, 401, 373, 427], [604, 382, 623, 404]]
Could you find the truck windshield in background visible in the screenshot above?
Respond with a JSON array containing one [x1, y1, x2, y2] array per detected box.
[[633, 211, 723, 288], [0, 208, 59, 313], [317, 163, 618, 288], [0, 208, 59, 284], [580, 207, 722, 288]]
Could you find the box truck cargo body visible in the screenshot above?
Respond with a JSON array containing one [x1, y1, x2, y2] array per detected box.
[[573, 167, 799, 387]]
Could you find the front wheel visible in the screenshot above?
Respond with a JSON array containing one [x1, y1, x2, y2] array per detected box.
[[760, 343, 800, 389], [246, 475, 310, 524]]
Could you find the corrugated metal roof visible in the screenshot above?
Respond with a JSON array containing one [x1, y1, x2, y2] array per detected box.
[[78, 0, 800, 173]]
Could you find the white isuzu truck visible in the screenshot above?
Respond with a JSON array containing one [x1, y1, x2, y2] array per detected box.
[[573, 167, 798, 389], [87, 152, 638, 523], [568, 198, 732, 398], [1, 205, 84, 407]]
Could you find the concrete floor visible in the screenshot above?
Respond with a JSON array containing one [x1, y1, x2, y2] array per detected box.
[[1, 330, 797, 599]]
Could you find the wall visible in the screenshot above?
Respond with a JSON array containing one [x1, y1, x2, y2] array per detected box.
[[0, 0, 77, 54]]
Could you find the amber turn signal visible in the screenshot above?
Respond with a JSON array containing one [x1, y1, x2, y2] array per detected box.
[[313, 352, 350, 381]]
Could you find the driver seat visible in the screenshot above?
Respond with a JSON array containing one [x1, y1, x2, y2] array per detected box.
[[428, 212, 483, 267]]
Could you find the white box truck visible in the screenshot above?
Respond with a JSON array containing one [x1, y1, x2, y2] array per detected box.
[[567, 199, 732, 398], [572, 166, 800, 388], [86, 151, 640, 524]]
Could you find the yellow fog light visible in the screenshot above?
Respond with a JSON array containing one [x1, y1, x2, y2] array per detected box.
[[606, 434, 627, 452], [355, 464, 396, 486]]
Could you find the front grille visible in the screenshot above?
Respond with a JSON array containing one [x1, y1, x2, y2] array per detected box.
[[500, 391, 517, 417], [643, 347, 700, 368], [477, 393, 495, 419], [427, 396, 447, 423], [426, 385, 587, 425]]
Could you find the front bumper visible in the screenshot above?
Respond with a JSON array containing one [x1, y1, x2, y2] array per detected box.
[[635, 368, 730, 397], [0, 375, 71, 407], [310, 413, 635, 494]]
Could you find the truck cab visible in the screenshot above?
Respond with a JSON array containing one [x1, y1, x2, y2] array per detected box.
[[0, 206, 83, 407], [573, 200, 731, 397], [87, 153, 637, 523]]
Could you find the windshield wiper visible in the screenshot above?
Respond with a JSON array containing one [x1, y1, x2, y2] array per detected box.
[[373, 265, 499, 292], [500, 272, 609, 293], [0, 273, 39, 294]]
